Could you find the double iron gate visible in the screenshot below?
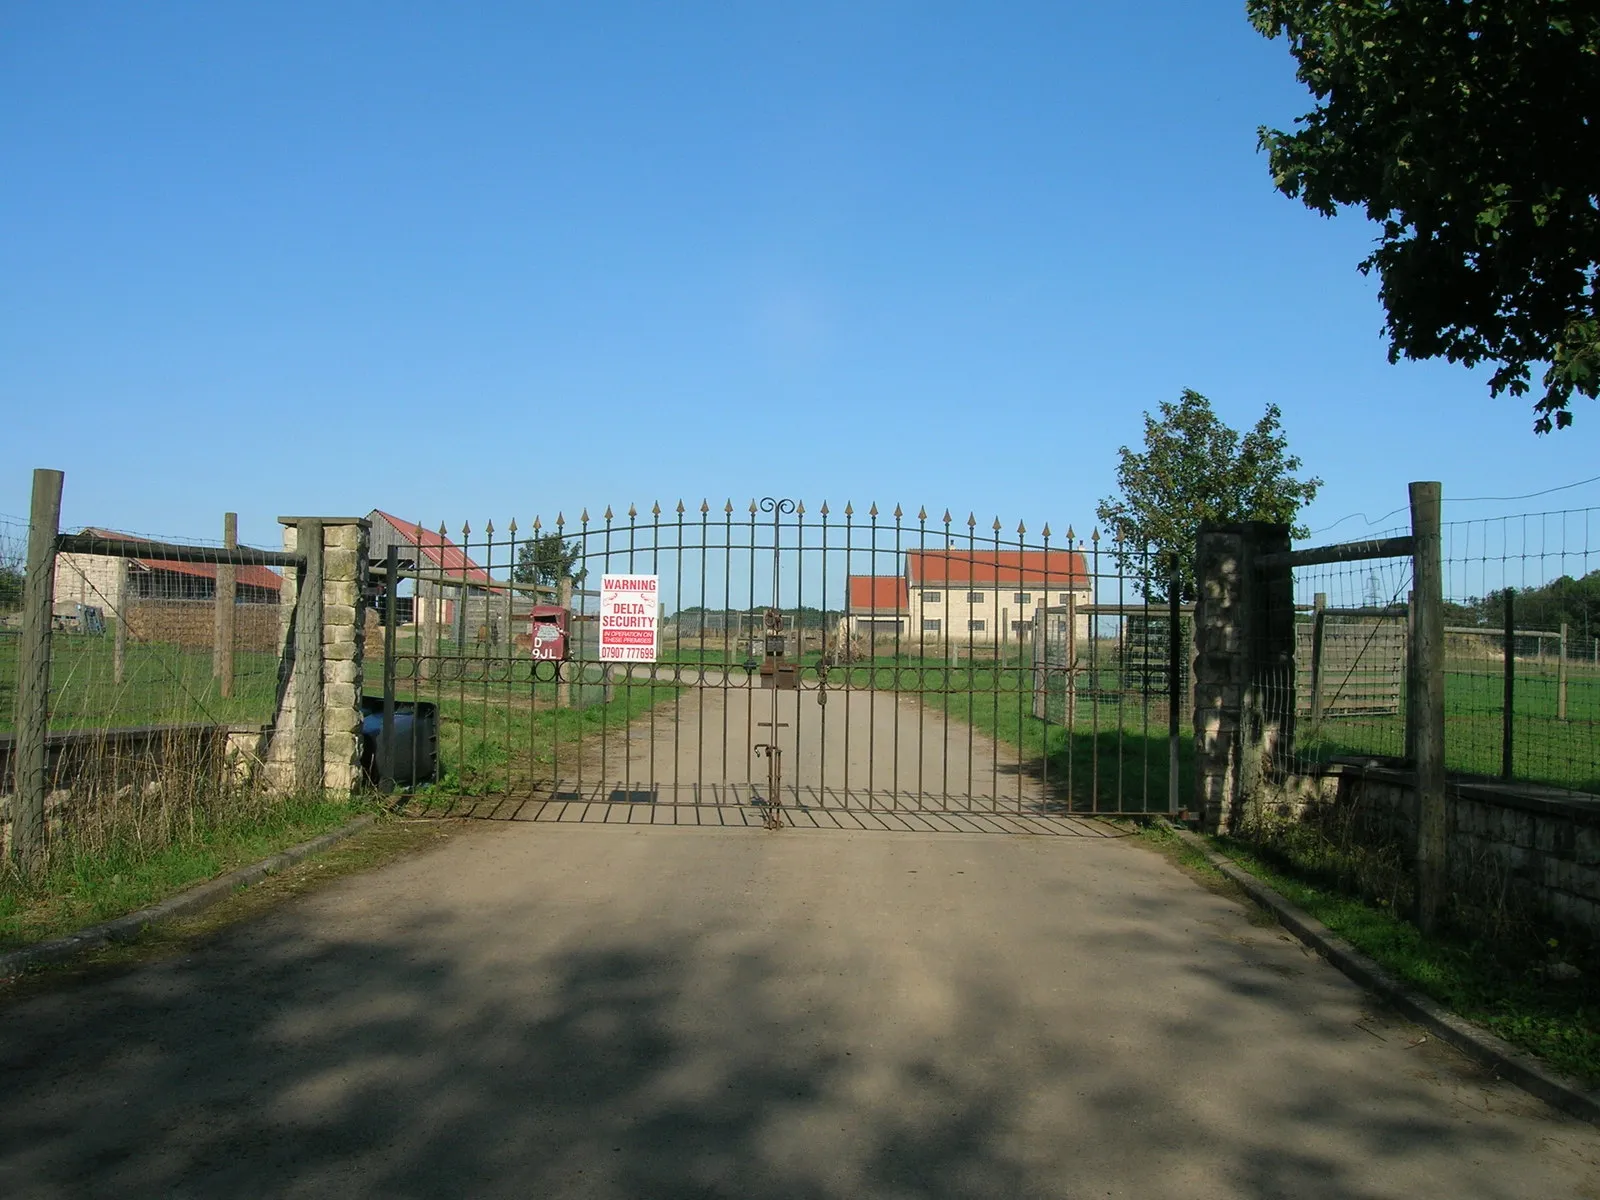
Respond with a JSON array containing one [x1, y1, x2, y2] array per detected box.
[[371, 499, 1188, 820]]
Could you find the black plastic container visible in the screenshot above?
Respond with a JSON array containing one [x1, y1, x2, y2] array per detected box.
[[359, 696, 439, 787]]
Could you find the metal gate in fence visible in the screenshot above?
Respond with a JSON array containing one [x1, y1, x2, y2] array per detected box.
[[375, 499, 1188, 821]]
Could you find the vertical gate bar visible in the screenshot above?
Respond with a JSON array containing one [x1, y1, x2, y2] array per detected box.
[[793, 502, 805, 809], [960, 512, 972, 812], [1090, 528, 1101, 814], [776, 500, 789, 807], [1066, 541, 1077, 810], [819, 503, 830, 811], [1140, 545, 1152, 812], [576, 512, 591, 803], [941, 510, 952, 808], [722, 500, 732, 792], [1168, 554, 1181, 817], [869, 504, 880, 808], [1018, 519, 1028, 814], [382, 542, 397, 793], [674, 502, 684, 810], [601, 509, 613, 801], [747, 502, 758, 806], [698, 501, 708, 805], [1115, 532, 1126, 812], [892, 505, 902, 811], [921, 512, 934, 812], [1039, 524, 1052, 809], [842, 504, 853, 811], [991, 516, 1001, 815]]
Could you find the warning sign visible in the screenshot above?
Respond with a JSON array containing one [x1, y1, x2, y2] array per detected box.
[[598, 574, 659, 662]]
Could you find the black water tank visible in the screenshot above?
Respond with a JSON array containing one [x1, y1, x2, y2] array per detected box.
[[360, 696, 439, 787]]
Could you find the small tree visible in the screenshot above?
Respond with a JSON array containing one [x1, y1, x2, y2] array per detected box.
[[1095, 390, 1322, 601], [513, 532, 585, 589]]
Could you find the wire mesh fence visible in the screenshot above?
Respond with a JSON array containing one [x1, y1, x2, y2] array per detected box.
[[2, 506, 293, 872], [1275, 537, 1416, 773], [1441, 507, 1599, 792], [1261, 506, 1598, 794]]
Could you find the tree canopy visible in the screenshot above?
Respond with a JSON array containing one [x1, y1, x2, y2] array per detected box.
[[1249, 1, 1600, 431], [1095, 390, 1322, 600], [513, 533, 585, 587]]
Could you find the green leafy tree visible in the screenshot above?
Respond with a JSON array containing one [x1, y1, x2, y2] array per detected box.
[[513, 532, 585, 588], [1250, 1, 1600, 431], [1095, 390, 1322, 601]]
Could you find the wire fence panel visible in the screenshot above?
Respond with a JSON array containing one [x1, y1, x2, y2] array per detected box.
[[2, 513, 293, 869], [1443, 508, 1599, 792], [1269, 542, 1416, 775]]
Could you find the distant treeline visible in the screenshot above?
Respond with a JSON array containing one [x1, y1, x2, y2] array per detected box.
[[1445, 569, 1600, 636]]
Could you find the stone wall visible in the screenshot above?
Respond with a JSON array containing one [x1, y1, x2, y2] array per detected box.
[[1268, 763, 1600, 937], [123, 600, 280, 653]]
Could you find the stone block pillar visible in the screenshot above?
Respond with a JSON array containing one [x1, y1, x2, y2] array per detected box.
[[1192, 521, 1293, 833], [263, 516, 370, 795]]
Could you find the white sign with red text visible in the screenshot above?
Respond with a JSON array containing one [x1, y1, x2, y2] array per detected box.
[[598, 574, 659, 662]]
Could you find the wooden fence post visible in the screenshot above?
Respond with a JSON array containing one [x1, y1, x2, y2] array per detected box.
[[214, 511, 237, 698], [1558, 622, 1569, 721], [295, 520, 325, 794], [12, 468, 63, 874], [1409, 481, 1447, 935], [1502, 589, 1515, 779], [1308, 592, 1327, 727]]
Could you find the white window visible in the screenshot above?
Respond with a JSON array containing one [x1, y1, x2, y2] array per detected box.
[[1057, 593, 1073, 605], [922, 618, 942, 633], [966, 591, 984, 603], [968, 619, 986, 632], [923, 591, 942, 604], [1014, 592, 1032, 605], [1012, 620, 1032, 634]]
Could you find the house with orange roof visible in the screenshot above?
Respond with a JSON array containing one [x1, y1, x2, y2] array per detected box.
[[847, 548, 1092, 646]]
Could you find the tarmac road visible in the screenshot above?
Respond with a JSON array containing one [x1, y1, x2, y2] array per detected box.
[[1, 816, 1597, 1198]]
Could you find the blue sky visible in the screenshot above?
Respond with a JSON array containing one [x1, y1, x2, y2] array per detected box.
[[3, 1, 1597, 561]]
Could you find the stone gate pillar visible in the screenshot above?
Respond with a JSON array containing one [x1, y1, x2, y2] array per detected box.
[[264, 516, 370, 794], [1192, 521, 1293, 833]]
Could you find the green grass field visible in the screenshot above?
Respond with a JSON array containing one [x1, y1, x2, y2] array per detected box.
[[0, 630, 281, 733], [1296, 658, 1600, 792]]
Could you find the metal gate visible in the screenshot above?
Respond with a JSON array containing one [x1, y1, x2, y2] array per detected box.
[[370, 499, 1186, 822]]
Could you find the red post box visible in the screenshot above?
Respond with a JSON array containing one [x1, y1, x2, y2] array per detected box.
[[528, 604, 569, 661]]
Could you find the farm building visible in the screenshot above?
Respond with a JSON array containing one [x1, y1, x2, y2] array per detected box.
[[53, 528, 283, 620], [848, 548, 1092, 645], [366, 511, 554, 646], [845, 576, 910, 638]]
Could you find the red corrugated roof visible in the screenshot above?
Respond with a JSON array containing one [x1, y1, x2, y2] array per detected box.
[[372, 512, 496, 588], [81, 529, 283, 591], [847, 575, 909, 613], [906, 549, 1088, 588]]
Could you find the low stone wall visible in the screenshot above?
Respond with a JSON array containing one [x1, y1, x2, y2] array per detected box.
[[1267, 761, 1600, 936], [124, 600, 281, 653]]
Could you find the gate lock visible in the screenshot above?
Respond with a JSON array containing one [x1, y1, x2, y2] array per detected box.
[[757, 607, 798, 690]]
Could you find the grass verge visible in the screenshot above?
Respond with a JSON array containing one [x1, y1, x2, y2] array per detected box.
[[0, 815, 463, 1001], [0, 794, 378, 952], [1138, 822, 1600, 1085]]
